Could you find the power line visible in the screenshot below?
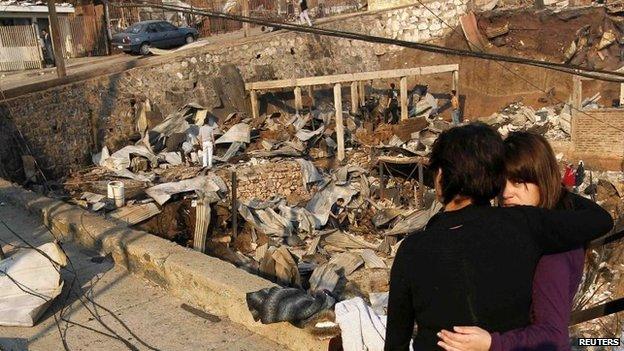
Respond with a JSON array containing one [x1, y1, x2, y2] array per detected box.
[[0, 218, 153, 351], [115, 1, 624, 133], [408, 0, 624, 134], [112, 1, 624, 82]]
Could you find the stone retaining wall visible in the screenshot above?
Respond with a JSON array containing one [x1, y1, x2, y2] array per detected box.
[[0, 1, 468, 181]]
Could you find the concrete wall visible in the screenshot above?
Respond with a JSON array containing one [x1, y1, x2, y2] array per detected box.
[[571, 109, 624, 163]]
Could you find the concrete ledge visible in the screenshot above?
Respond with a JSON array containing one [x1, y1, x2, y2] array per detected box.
[[0, 179, 330, 351]]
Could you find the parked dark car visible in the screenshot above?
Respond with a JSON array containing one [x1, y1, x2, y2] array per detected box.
[[112, 20, 198, 55]]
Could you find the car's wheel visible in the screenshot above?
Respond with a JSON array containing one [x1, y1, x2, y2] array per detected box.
[[185, 35, 195, 44], [139, 42, 150, 55]]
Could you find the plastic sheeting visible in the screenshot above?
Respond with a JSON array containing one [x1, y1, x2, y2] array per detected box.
[[0, 242, 68, 327]]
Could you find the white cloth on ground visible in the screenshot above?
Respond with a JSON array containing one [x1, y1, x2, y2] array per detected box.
[[335, 297, 387, 351]]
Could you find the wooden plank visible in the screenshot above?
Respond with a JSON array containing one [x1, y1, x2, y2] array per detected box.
[[250, 90, 259, 119], [358, 81, 365, 106], [245, 64, 460, 90], [400, 76, 408, 121], [350, 81, 358, 113], [334, 83, 345, 161], [452, 70, 459, 94], [294, 86, 303, 112], [620, 83, 624, 107]]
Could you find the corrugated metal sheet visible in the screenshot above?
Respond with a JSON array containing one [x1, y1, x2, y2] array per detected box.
[[108, 202, 161, 225]]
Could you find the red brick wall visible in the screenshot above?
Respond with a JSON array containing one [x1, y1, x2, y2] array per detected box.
[[572, 109, 624, 157]]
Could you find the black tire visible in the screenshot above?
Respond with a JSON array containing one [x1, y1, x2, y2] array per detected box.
[[139, 42, 150, 55], [185, 35, 195, 44]]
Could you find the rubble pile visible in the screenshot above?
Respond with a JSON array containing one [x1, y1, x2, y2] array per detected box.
[[479, 101, 575, 140], [57, 87, 624, 339]]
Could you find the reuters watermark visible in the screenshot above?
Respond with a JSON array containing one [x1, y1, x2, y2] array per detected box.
[[574, 338, 621, 347]]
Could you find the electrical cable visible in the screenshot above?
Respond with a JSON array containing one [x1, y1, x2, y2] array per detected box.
[[410, 0, 624, 134], [0, 217, 152, 351], [111, 1, 624, 133], [111, 1, 624, 82]]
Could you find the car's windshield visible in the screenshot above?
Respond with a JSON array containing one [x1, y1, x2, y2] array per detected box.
[[123, 23, 143, 34]]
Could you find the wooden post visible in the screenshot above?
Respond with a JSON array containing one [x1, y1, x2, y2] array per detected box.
[[379, 161, 385, 200], [47, 0, 66, 78], [400, 76, 408, 121], [358, 81, 365, 106], [231, 171, 238, 239], [350, 82, 358, 113], [334, 83, 345, 161], [193, 196, 211, 253], [294, 86, 303, 112], [417, 162, 424, 209], [250, 90, 259, 119], [104, 1, 113, 55], [308, 85, 315, 108], [619, 83, 624, 107], [242, 0, 250, 37], [452, 70, 459, 94], [572, 75, 582, 110]]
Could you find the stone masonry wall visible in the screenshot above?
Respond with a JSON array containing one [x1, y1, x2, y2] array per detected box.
[[217, 161, 310, 204], [572, 109, 624, 158], [0, 32, 377, 180], [328, 0, 468, 44]]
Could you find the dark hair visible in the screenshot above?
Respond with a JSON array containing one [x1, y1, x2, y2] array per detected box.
[[390, 83, 395, 89], [504, 132, 562, 209], [451, 90, 457, 95], [429, 123, 505, 205]]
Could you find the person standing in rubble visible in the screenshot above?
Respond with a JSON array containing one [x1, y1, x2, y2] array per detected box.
[[386, 83, 400, 124], [450, 90, 460, 125], [437, 132, 589, 351], [199, 120, 216, 168], [40, 29, 55, 68], [575, 160, 585, 192], [384, 123, 612, 351], [328, 198, 349, 230], [298, 0, 313, 26], [562, 162, 576, 191]]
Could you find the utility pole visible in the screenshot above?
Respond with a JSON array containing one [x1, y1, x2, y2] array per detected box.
[[47, 0, 66, 78]]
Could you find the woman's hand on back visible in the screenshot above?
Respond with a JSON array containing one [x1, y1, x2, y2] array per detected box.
[[437, 326, 492, 351]]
